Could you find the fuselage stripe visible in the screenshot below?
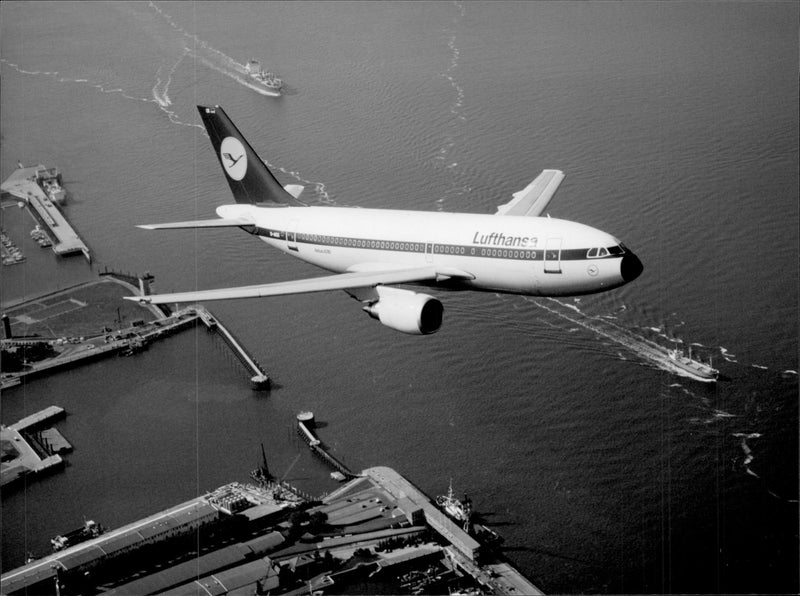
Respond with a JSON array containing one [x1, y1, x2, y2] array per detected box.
[[252, 227, 622, 262]]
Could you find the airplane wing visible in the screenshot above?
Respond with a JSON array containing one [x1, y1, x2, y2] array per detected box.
[[136, 218, 254, 230], [495, 169, 565, 217], [124, 266, 471, 305]]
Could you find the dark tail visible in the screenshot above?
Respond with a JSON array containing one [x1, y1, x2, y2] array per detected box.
[[197, 105, 303, 206]]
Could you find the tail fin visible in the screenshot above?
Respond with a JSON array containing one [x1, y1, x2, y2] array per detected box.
[[197, 105, 303, 206]]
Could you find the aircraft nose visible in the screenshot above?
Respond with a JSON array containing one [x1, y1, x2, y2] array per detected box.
[[621, 251, 643, 283]]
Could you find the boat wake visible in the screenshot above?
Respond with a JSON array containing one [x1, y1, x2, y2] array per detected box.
[[522, 297, 720, 382], [151, 50, 187, 107], [433, 1, 469, 212], [148, 2, 282, 98], [732, 433, 799, 503], [146, 3, 336, 206], [4, 2, 337, 209]]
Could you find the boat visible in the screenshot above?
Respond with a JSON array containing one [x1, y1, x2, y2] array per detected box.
[[51, 519, 104, 551], [668, 344, 719, 382], [36, 167, 66, 203], [472, 523, 504, 548], [30, 225, 52, 247], [244, 59, 282, 96], [42, 178, 66, 203], [435, 480, 472, 529]]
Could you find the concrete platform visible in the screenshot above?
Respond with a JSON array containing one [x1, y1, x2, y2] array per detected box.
[[1, 165, 90, 260], [0, 426, 64, 488]]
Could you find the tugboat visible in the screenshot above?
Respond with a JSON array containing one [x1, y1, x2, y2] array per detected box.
[[244, 59, 282, 96], [436, 480, 472, 531], [51, 519, 104, 552], [668, 343, 719, 382]]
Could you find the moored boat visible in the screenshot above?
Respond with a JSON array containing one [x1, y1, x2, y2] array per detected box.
[[51, 519, 104, 551], [435, 480, 472, 530]]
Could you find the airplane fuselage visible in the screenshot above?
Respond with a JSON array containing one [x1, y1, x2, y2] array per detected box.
[[217, 204, 641, 297]]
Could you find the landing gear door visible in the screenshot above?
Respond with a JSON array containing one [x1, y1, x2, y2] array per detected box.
[[544, 237, 562, 273]]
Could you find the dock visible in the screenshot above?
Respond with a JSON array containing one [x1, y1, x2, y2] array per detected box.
[[295, 412, 357, 480], [1, 275, 270, 391], [1, 406, 72, 489], [1, 164, 90, 261], [194, 305, 270, 390], [8, 405, 65, 432], [0, 482, 292, 595]]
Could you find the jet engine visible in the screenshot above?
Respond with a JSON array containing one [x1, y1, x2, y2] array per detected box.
[[362, 286, 443, 335]]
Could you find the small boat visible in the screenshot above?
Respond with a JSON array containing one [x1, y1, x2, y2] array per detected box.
[[668, 344, 719, 382], [244, 59, 282, 96]]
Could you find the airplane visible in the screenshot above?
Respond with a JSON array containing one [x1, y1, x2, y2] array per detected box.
[[126, 105, 643, 335]]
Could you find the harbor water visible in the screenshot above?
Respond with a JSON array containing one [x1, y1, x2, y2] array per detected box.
[[1, 2, 797, 593]]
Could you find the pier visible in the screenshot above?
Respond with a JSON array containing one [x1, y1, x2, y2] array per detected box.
[[1, 406, 72, 489], [194, 305, 270, 390], [0, 309, 201, 387], [1, 164, 90, 261], [295, 412, 357, 480], [1, 274, 270, 390]]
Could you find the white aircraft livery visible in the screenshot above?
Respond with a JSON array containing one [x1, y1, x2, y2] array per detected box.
[[127, 105, 643, 335]]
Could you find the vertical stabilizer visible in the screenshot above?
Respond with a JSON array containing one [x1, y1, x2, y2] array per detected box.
[[197, 105, 303, 206]]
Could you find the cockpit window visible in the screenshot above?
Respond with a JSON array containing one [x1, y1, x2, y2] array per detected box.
[[588, 246, 619, 258]]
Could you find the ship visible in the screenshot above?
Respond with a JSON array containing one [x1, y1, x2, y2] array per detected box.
[[244, 59, 282, 96], [51, 519, 104, 552], [668, 344, 719, 382], [35, 167, 66, 203], [435, 480, 472, 530]]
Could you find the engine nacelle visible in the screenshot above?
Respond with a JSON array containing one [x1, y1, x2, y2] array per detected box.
[[362, 286, 443, 335]]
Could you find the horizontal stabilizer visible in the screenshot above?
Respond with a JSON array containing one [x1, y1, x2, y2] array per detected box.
[[284, 184, 305, 199], [124, 266, 465, 305], [496, 169, 565, 217], [136, 218, 254, 230]]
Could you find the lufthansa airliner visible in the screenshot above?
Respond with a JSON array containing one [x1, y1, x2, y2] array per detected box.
[[127, 105, 643, 335]]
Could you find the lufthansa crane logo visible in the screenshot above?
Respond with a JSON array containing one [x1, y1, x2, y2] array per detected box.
[[220, 137, 247, 181]]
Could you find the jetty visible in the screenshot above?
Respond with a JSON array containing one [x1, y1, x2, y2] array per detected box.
[[1, 164, 90, 261], [8, 405, 66, 432], [295, 412, 357, 480], [1, 406, 72, 489], [1, 274, 270, 391], [195, 306, 270, 390]]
